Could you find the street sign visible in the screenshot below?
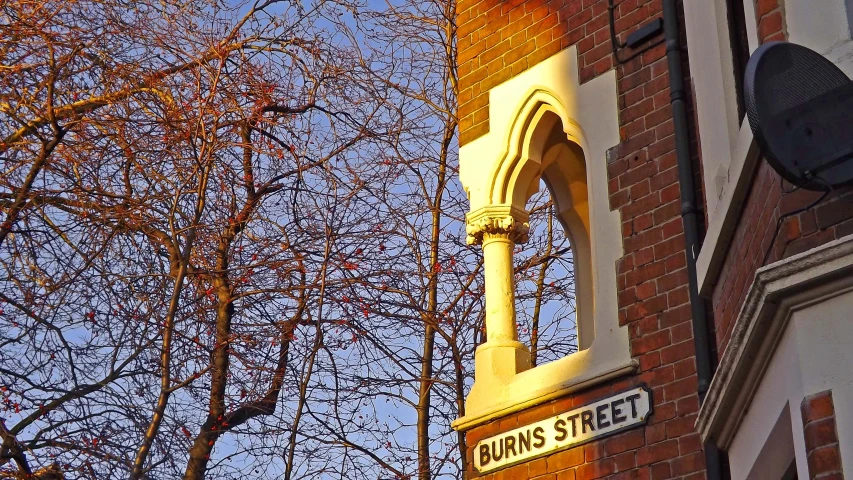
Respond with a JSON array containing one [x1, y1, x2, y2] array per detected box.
[[474, 386, 653, 474]]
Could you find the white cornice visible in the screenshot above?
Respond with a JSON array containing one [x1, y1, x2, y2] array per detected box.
[[696, 234, 853, 448]]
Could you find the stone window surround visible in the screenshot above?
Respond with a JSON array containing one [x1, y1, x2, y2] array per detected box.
[[452, 47, 635, 431], [743, 406, 797, 479]]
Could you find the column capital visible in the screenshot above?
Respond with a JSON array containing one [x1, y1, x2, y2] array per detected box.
[[465, 205, 529, 245]]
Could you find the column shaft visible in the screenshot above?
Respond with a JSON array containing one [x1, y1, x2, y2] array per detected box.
[[482, 235, 517, 342]]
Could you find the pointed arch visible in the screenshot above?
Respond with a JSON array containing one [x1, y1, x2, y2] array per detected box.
[[488, 89, 581, 209], [453, 47, 634, 431], [487, 90, 595, 349]]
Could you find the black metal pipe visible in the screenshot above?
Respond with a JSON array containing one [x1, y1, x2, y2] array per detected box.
[[661, 0, 725, 478]]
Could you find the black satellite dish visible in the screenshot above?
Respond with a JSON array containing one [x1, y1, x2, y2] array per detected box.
[[745, 41, 853, 191]]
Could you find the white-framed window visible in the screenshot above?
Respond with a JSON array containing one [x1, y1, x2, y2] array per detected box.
[[692, 0, 853, 294], [686, 0, 761, 294], [683, 0, 759, 224]]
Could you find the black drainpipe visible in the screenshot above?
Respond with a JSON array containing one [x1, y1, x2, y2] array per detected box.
[[661, 0, 725, 478]]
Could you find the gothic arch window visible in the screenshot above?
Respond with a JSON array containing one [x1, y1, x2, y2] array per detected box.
[[454, 47, 633, 430], [515, 178, 579, 367], [513, 112, 594, 361]]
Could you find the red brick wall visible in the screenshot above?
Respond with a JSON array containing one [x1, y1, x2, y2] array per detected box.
[[464, 379, 704, 479], [755, 0, 786, 43], [458, 0, 714, 476], [710, 160, 853, 354], [457, 0, 663, 146], [801, 391, 845, 479]]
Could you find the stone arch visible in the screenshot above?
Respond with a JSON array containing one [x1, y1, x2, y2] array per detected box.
[[489, 93, 595, 350], [454, 47, 634, 430]]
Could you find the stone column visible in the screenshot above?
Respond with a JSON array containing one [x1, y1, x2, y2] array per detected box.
[[482, 232, 519, 342], [466, 206, 532, 404]]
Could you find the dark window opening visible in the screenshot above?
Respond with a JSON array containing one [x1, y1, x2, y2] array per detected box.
[[727, 0, 751, 121], [781, 460, 798, 480]]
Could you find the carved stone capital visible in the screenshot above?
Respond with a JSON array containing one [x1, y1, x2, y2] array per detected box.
[[466, 205, 530, 245]]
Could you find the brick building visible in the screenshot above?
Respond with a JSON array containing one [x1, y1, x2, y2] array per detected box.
[[452, 0, 853, 478]]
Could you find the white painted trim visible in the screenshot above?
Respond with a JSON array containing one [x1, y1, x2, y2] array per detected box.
[[683, 0, 750, 221], [696, 234, 853, 447], [726, 269, 853, 477], [785, 0, 853, 75], [696, 123, 760, 296], [682, 0, 767, 296], [742, 405, 796, 480]]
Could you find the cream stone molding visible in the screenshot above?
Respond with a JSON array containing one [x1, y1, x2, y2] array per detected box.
[[696, 234, 853, 448], [454, 46, 633, 431], [453, 359, 637, 432], [466, 205, 530, 245]]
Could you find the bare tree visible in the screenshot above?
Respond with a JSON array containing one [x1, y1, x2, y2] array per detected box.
[[1, 0, 394, 478], [300, 2, 578, 479], [1, 1, 577, 479]]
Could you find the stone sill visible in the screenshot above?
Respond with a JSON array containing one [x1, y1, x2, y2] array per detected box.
[[452, 355, 637, 432]]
